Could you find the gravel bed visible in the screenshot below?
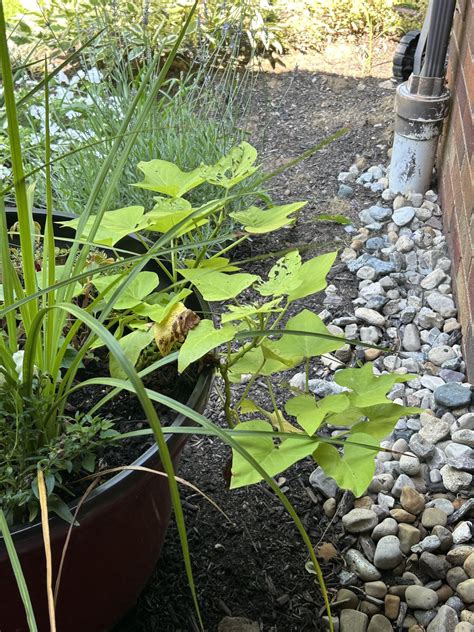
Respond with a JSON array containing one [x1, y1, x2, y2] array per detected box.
[[303, 160, 474, 632]]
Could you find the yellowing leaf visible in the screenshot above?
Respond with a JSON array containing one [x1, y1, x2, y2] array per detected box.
[[230, 202, 306, 234], [178, 319, 236, 372], [154, 302, 201, 356]]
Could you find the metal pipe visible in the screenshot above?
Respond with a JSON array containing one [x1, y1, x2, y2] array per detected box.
[[389, 0, 456, 195]]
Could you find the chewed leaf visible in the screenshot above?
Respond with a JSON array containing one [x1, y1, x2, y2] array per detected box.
[[230, 419, 318, 488], [221, 298, 283, 324], [201, 142, 258, 189], [136, 201, 209, 236], [58, 206, 145, 247], [230, 202, 306, 234], [178, 320, 235, 372], [179, 268, 259, 301], [257, 250, 302, 297], [154, 302, 201, 356], [287, 251, 337, 302], [133, 289, 192, 322], [313, 432, 379, 497], [133, 160, 205, 197]]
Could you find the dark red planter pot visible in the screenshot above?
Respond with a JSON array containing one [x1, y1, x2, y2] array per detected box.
[[0, 209, 213, 632]]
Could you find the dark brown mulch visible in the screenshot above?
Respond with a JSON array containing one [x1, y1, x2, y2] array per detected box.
[[115, 40, 399, 632]]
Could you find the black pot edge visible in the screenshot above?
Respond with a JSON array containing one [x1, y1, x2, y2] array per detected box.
[[2, 208, 215, 541]]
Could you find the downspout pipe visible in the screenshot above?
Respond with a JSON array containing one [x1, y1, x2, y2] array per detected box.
[[389, 0, 456, 195]]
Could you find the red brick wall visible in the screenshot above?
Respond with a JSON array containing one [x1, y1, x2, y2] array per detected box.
[[438, 0, 474, 379]]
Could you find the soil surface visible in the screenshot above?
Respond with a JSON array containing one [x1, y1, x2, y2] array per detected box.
[[115, 39, 399, 632]]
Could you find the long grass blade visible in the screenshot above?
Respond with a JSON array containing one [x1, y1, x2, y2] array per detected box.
[[0, 510, 38, 632], [37, 470, 57, 632]]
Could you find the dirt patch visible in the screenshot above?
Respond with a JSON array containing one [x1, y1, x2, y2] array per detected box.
[[114, 40, 399, 632]]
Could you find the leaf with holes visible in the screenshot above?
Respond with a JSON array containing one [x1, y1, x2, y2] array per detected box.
[[257, 250, 302, 297], [201, 142, 258, 189]]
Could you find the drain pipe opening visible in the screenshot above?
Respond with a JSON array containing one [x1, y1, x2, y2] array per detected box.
[[389, 0, 456, 195]]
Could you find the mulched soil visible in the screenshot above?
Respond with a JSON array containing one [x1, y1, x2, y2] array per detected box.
[[115, 39, 400, 632]]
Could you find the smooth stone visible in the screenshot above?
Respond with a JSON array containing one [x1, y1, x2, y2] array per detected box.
[[384, 594, 400, 619], [369, 205, 392, 222], [461, 611, 474, 624], [372, 518, 399, 541], [374, 535, 403, 570], [455, 623, 474, 631], [421, 269, 447, 290], [354, 307, 386, 327], [403, 324, 421, 351], [448, 568, 470, 590], [342, 509, 379, 534], [401, 487, 426, 515], [340, 610, 368, 632], [422, 507, 448, 528], [392, 474, 416, 498], [393, 206, 415, 226], [400, 453, 421, 475], [419, 551, 449, 579], [426, 605, 458, 631], [367, 614, 392, 631], [323, 498, 337, 518], [427, 292, 457, 318], [464, 554, 474, 578], [390, 508, 417, 523], [336, 588, 359, 610], [405, 585, 439, 610], [432, 525, 454, 552], [399, 524, 422, 554], [365, 581, 388, 599], [456, 579, 474, 603], [448, 548, 474, 566], [421, 375, 446, 391], [452, 430, 474, 448], [441, 466, 473, 492], [345, 549, 381, 581], [428, 345, 457, 366], [435, 384, 472, 409], [347, 254, 397, 275]]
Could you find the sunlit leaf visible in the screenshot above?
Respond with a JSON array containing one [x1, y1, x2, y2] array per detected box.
[[179, 268, 259, 301], [183, 257, 240, 272], [313, 432, 379, 497], [257, 250, 302, 297], [221, 298, 283, 324], [200, 142, 258, 189], [133, 160, 205, 197], [178, 319, 236, 372], [58, 206, 145, 247], [230, 419, 318, 488], [92, 271, 158, 309], [230, 202, 306, 234], [287, 251, 338, 302], [285, 392, 349, 436]]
